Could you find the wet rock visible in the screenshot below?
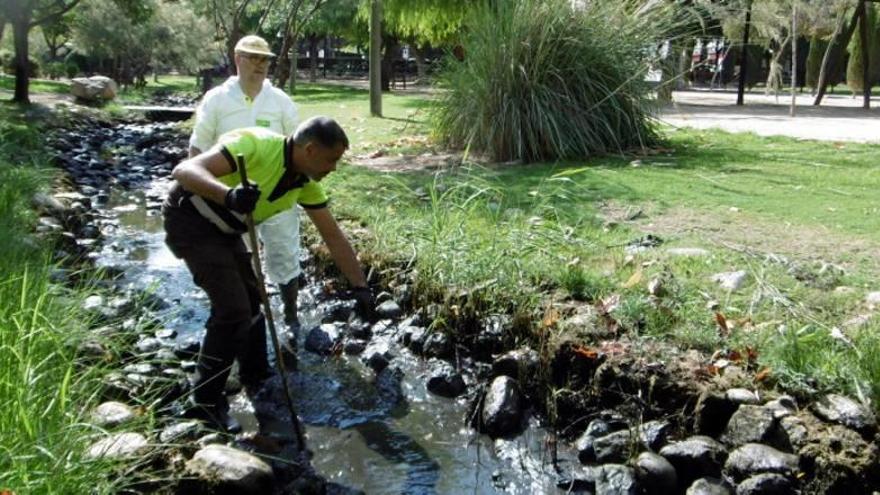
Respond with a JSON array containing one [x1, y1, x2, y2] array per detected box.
[[492, 347, 540, 381], [810, 394, 877, 435], [77, 339, 110, 361], [196, 433, 225, 448], [686, 477, 732, 495], [695, 391, 738, 437], [175, 338, 201, 359], [711, 271, 748, 291], [735, 473, 794, 495], [472, 314, 509, 361], [321, 300, 355, 323], [426, 362, 466, 398], [594, 430, 634, 463], [556, 465, 600, 492], [305, 324, 342, 355], [90, 401, 136, 427], [135, 337, 163, 354], [180, 360, 197, 372], [634, 452, 677, 495], [659, 436, 727, 485], [764, 395, 797, 418], [123, 363, 155, 375], [346, 320, 372, 340], [375, 300, 403, 319], [363, 342, 394, 373], [726, 388, 760, 405], [595, 464, 638, 495], [83, 294, 104, 311], [480, 376, 525, 438], [101, 373, 135, 401], [721, 405, 784, 449], [32, 192, 68, 216], [342, 339, 367, 355], [159, 421, 206, 444], [724, 443, 799, 482], [85, 432, 149, 460], [403, 326, 428, 353], [639, 420, 672, 452], [184, 444, 273, 494], [422, 331, 453, 359], [155, 328, 177, 339]]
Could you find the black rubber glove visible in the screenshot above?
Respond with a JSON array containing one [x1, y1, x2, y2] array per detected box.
[[224, 183, 260, 214], [352, 287, 378, 323]]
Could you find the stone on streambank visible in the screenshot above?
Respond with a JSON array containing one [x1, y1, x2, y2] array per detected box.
[[686, 477, 733, 495], [810, 393, 877, 435], [634, 452, 677, 495], [90, 401, 137, 428], [85, 432, 150, 460], [659, 436, 727, 486], [183, 444, 274, 494], [735, 473, 795, 495], [305, 324, 342, 355], [724, 443, 799, 482], [426, 361, 466, 398], [480, 376, 525, 438]]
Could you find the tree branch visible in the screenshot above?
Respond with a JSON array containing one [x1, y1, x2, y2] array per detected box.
[[30, 0, 81, 28]]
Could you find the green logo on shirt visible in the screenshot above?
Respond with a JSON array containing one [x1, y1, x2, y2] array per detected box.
[[256, 119, 271, 128]]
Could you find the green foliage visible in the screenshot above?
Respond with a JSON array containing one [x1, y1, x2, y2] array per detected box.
[[846, 4, 876, 93], [806, 36, 828, 89], [0, 107, 121, 493], [431, 0, 665, 163]]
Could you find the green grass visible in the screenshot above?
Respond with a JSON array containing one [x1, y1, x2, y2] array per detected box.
[[310, 109, 880, 406], [0, 104, 127, 493], [0, 74, 70, 94]]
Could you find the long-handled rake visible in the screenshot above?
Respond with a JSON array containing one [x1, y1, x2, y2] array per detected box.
[[236, 153, 306, 451]]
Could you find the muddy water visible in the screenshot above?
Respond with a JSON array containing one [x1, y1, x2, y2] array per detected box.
[[89, 121, 568, 494]]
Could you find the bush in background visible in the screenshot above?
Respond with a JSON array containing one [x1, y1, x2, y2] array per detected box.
[[432, 0, 671, 163]]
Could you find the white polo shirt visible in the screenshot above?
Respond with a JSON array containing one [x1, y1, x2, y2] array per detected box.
[[189, 76, 298, 153]]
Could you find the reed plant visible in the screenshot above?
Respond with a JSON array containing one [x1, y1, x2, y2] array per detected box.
[[0, 107, 123, 493], [432, 0, 670, 162]]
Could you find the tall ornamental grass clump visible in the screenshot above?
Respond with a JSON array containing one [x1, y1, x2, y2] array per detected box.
[[432, 0, 668, 163], [0, 109, 121, 493]]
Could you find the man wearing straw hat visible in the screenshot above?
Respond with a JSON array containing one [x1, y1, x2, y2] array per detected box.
[[189, 35, 307, 329]]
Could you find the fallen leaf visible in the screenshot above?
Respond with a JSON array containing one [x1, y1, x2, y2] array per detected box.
[[622, 269, 643, 288], [542, 307, 560, 328], [715, 312, 729, 336], [598, 294, 621, 314], [727, 350, 742, 362], [367, 149, 385, 159], [754, 367, 772, 382], [572, 344, 599, 360]]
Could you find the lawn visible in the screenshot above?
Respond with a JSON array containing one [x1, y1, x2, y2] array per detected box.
[[9, 74, 880, 407]]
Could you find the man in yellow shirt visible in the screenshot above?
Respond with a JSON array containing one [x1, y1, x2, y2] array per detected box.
[[164, 116, 375, 432]]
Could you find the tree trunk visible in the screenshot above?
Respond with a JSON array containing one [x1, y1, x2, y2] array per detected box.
[[309, 35, 319, 82], [12, 16, 30, 104], [381, 35, 397, 91], [736, 0, 753, 106], [411, 43, 426, 81], [369, 0, 382, 116], [858, 1, 871, 108], [815, 6, 861, 105], [790, 2, 797, 117]]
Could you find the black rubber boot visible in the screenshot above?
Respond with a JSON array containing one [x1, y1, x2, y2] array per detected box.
[[280, 278, 300, 327], [190, 321, 242, 433], [238, 313, 272, 392]]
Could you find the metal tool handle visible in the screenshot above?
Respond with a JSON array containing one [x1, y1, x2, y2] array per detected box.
[[236, 153, 306, 451]]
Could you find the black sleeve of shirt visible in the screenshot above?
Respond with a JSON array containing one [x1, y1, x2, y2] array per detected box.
[[299, 200, 329, 210], [220, 146, 238, 173]]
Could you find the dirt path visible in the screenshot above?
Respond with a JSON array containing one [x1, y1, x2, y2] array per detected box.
[[660, 89, 880, 143]]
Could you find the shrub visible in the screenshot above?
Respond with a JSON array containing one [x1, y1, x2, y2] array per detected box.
[[432, 0, 671, 163]]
